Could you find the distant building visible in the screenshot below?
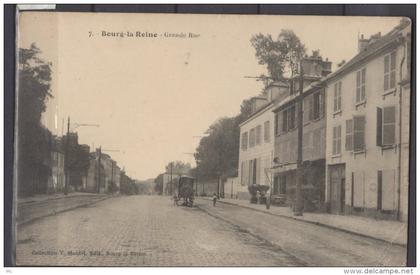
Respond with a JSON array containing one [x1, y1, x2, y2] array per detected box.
[[324, 19, 411, 221], [47, 136, 65, 193]]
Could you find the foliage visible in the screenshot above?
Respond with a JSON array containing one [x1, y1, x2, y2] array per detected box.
[[193, 117, 239, 181], [250, 30, 306, 82], [120, 171, 138, 195], [165, 161, 192, 176], [153, 173, 164, 195], [17, 43, 53, 196], [64, 137, 91, 189]]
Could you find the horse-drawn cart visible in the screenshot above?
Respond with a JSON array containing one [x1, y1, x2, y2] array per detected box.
[[174, 175, 195, 207]]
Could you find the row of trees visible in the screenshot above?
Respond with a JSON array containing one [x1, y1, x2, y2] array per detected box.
[[17, 44, 54, 196]]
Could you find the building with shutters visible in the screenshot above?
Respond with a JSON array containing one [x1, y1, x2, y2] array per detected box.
[[324, 19, 411, 221], [270, 52, 331, 210], [238, 81, 290, 200]]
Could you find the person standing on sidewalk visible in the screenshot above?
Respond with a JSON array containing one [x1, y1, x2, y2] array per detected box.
[[212, 193, 217, 207]]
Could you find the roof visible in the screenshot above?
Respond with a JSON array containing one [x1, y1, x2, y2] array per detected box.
[[272, 80, 325, 113], [324, 20, 409, 82], [239, 101, 274, 127]]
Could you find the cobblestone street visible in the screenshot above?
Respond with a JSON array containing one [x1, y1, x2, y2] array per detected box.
[[16, 195, 302, 266]]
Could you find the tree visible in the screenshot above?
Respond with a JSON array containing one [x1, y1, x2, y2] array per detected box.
[[194, 117, 239, 181], [154, 173, 164, 195], [17, 43, 53, 196], [250, 30, 306, 82], [165, 161, 192, 176]]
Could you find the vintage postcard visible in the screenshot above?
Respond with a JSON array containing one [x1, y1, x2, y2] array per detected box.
[[14, 11, 411, 267]]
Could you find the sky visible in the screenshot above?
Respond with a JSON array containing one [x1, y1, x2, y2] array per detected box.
[[18, 12, 402, 180]]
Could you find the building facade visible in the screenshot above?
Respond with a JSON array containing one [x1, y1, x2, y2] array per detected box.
[[238, 81, 289, 200], [47, 136, 65, 193], [324, 19, 411, 221], [270, 53, 331, 211]]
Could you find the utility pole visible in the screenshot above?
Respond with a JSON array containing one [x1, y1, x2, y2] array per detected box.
[[294, 61, 304, 216], [170, 162, 173, 195], [97, 146, 102, 193], [64, 117, 70, 195], [111, 160, 114, 194]]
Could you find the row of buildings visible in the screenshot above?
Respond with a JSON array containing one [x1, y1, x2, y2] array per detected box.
[[47, 132, 131, 194], [235, 19, 411, 221]]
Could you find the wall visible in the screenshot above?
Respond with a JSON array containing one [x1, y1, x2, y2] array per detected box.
[[238, 103, 275, 189], [325, 38, 408, 220]]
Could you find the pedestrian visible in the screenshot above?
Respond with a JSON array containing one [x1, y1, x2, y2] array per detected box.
[[212, 192, 217, 207]]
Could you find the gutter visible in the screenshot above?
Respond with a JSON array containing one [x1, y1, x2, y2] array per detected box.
[[397, 37, 406, 221]]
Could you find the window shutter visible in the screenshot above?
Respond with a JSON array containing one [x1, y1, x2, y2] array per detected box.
[[353, 116, 365, 152], [308, 96, 313, 121], [334, 84, 338, 111], [338, 82, 342, 110], [337, 125, 341, 154], [383, 106, 396, 145], [356, 71, 361, 102], [256, 125, 262, 145], [345, 119, 353, 151], [320, 91, 324, 118], [274, 113, 279, 136], [282, 110, 288, 132], [376, 108, 383, 146]]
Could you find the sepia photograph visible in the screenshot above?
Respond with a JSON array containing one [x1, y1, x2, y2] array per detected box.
[[11, 9, 412, 267]]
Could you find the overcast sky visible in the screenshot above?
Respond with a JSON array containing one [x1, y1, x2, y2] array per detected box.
[[18, 12, 401, 180]]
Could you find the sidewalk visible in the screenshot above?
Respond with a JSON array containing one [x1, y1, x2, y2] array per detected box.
[[17, 192, 111, 225], [18, 192, 101, 205], [201, 197, 407, 246]]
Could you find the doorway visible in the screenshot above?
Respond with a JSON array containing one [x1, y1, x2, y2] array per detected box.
[[329, 164, 346, 214]]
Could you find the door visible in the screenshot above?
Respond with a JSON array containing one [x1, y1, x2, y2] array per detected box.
[[329, 164, 346, 214]]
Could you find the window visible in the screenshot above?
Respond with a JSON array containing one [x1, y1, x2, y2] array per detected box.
[[288, 104, 296, 130], [353, 116, 366, 152], [264, 121, 270, 142], [303, 96, 310, 123], [249, 128, 256, 147], [377, 106, 396, 146], [356, 68, 366, 103], [256, 125, 262, 145], [241, 132, 248, 150], [313, 92, 324, 120], [384, 51, 396, 91], [334, 82, 342, 112], [332, 125, 342, 155], [345, 119, 353, 151], [282, 109, 288, 133]]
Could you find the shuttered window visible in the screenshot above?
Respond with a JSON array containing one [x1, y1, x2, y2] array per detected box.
[[289, 105, 296, 129], [377, 108, 383, 146], [241, 132, 248, 150], [256, 125, 262, 145], [377, 106, 396, 146], [356, 68, 366, 103], [383, 106, 396, 145], [334, 82, 342, 112], [384, 51, 397, 91], [345, 119, 353, 151], [249, 128, 256, 147], [313, 92, 321, 120], [282, 109, 288, 133], [332, 125, 342, 155], [264, 121, 270, 142], [303, 96, 310, 123], [353, 116, 365, 152]]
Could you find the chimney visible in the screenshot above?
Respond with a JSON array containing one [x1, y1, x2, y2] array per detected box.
[[358, 34, 369, 52]]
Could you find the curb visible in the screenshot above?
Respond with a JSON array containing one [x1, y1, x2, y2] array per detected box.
[[199, 198, 406, 247], [18, 193, 106, 206], [17, 196, 112, 226]]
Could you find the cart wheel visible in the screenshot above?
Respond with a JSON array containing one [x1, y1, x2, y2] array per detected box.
[[175, 199, 182, 206]]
